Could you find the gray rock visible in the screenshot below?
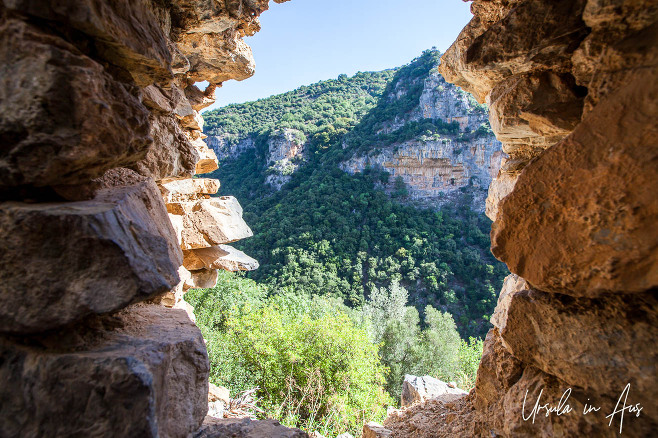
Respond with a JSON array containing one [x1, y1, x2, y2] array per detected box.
[[401, 375, 467, 407], [0, 178, 182, 333], [194, 416, 308, 438], [0, 18, 151, 190], [0, 304, 209, 438]]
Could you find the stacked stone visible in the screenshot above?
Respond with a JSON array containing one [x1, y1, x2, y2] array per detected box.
[[0, 0, 285, 437], [437, 1, 658, 436]]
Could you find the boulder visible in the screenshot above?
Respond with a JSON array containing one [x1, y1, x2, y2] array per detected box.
[[0, 18, 151, 190], [193, 137, 220, 175], [489, 274, 528, 333], [362, 422, 392, 438], [401, 375, 467, 408], [439, 0, 589, 102], [488, 71, 585, 157], [183, 245, 259, 272], [168, 197, 253, 250], [0, 304, 209, 438], [0, 178, 182, 333], [499, 365, 656, 437], [193, 416, 308, 438], [209, 383, 230, 405], [491, 66, 658, 296]]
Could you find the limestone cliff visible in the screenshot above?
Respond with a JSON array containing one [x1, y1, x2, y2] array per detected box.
[[340, 68, 502, 211], [341, 67, 504, 211]]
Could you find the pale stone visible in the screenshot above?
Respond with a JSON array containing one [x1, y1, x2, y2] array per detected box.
[[168, 197, 253, 250], [183, 245, 259, 272], [188, 269, 219, 290], [160, 178, 220, 203], [193, 137, 220, 175], [401, 375, 467, 408], [362, 422, 393, 438], [208, 383, 230, 404]]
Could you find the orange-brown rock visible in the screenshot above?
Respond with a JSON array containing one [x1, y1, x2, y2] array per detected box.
[[0, 304, 209, 437], [169, 197, 253, 250], [492, 66, 658, 296], [497, 287, 658, 420], [0, 178, 182, 333]]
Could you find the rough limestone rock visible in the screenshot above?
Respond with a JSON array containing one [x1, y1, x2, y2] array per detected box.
[[362, 422, 392, 438], [2, 0, 174, 86], [401, 375, 467, 408], [498, 287, 658, 420], [491, 66, 658, 296], [488, 71, 585, 157], [160, 178, 220, 203], [132, 113, 200, 181], [183, 245, 260, 272], [193, 416, 308, 438], [0, 18, 151, 190], [473, 329, 523, 415], [0, 304, 209, 438], [0, 178, 182, 333], [168, 197, 253, 250], [489, 273, 528, 332], [188, 268, 219, 290], [439, 0, 589, 103], [193, 137, 220, 175]]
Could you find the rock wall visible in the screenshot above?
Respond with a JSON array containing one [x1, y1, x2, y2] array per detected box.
[[0, 0, 288, 436], [423, 0, 658, 436], [340, 70, 503, 211]]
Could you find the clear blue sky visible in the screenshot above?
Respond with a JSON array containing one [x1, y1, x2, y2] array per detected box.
[[205, 0, 473, 110]]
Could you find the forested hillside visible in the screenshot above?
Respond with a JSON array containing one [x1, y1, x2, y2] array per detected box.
[[202, 50, 507, 339]]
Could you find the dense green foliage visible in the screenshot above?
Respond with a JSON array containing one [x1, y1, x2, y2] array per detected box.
[[187, 272, 391, 436], [196, 49, 507, 433], [204, 69, 395, 140], [187, 272, 483, 436], [203, 49, 507, 340]]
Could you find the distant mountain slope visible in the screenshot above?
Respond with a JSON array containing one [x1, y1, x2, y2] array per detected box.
[[201, 50, 508, 339]]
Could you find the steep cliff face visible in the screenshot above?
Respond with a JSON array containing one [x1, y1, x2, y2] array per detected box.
[[206, 52, 503, 209], [339, 60, 503, 211]]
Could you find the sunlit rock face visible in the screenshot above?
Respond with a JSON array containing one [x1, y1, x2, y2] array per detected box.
[[396, 0, 658, 437], [0, 0, 288, 436], [340, 70, 503, 212]]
